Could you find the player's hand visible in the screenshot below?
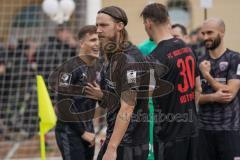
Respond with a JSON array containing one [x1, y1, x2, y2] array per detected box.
[[81, 131, 95, 147], [199, 60, 211, 77], [102, 146, 117, 160], [85, 81, 103, 100], [212, 89, 233, 103], [0, 64, 6, 75]]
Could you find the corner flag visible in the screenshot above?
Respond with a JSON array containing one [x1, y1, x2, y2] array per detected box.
[[36, 75, 57, 160]]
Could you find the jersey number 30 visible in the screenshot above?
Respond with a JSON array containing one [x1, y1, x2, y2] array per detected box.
[[177, 56, 195, 93]]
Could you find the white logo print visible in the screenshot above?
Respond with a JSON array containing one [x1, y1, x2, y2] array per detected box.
[[59, 73, 72, 86], [219, 61, 228, 71], [62, 74, 70, 81], [237, 64, 240, 76], [127, 70, 137, 84]]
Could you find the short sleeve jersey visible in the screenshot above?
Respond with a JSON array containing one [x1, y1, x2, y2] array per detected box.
[[49, 57, 102, 134], [147, 38, 199, 142], [198, 49, 240, 131], [101, 44, 150, 146]]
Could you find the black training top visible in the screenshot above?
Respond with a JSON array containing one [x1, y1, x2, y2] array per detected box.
[[198, 49, 240, 131], [100, 44, 150, 146], [147, 38, 198, 142], [49, 56, 102, 135]]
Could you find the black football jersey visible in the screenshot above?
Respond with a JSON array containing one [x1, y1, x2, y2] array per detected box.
[[49, 56, 102, 134], [147, 38, 198, 142], [199, 49, 240, 131], [100, 44, 150, 146]]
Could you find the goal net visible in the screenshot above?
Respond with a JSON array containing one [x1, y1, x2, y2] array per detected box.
[[0, 0, 86, 159], [0, 0, 205, 159]]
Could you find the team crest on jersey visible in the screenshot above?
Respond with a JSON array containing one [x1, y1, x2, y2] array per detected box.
[[200, 78, 207, 84], [59, 72, 72, 86], [219, 61, 228, 71], [127, 70, 137, 84], [237, 64, 240, 75], [95, 71, 101, 82], [79, 72, 87, 81]]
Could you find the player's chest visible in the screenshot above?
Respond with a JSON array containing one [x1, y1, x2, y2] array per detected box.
[[201, 59, 230, 85], [73, 67, 101, 85], [104, 66, 117, 91]]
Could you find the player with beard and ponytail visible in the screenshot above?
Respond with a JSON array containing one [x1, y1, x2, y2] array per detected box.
[[198, 18, 240, 160], [84, 6, 150, 160]]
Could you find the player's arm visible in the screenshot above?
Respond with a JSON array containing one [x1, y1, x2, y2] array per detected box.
[[201, 71, 239, 98], [199, 60, 226, 91], [195, 76, 202, 105], [200, 59, 240, 103], [199, 89, 232, 105], [55, 98, 96, 145], [203, 71, 240, 102], [85, 82, 103, 100], [199, 93, 214, 105], [199, 80, 240, 104], [106, 90, 136, 152], [81, 131, 95, 147], [65, 116, 95, 146], [85, 66, 109, 107]]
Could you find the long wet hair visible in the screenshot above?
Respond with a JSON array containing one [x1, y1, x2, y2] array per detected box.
[[98, 6, 130, 55]]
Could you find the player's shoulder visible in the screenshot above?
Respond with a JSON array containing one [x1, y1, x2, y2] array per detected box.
[[226, 49, 240, 58], [154, 38, 184, 53], [122, 43, 145, 63], [224, 49, 240, 68], [165, 38, 185, 48], [62, 56, 81, 66], [59, 56, 85, 73]]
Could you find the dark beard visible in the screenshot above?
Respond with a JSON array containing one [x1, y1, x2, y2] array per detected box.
[[205, 34, 221, 50], [100, 40, 118, 60]]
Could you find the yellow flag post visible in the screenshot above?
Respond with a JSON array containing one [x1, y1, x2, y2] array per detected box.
[[40, 132, 46, 160], [36, 75, 57, 160]]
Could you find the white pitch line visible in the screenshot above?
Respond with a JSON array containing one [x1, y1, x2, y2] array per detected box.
[[4, 142, 20, 160]]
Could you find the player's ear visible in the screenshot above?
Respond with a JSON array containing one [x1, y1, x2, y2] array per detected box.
[[116, 22, 124, 31], [79, 39, 85, 49], [145, 18, 152, 29], [220, 31, 225, 38]]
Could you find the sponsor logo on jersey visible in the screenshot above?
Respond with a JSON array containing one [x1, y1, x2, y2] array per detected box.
[[59, 72, 72, 86], [237, 64, 240, 76], [127, 70, 137, 84], [219, 61, 228, 71], [79, 72, 87, 81], [105, 79, 116, 89], [215, 78, 226, 84], [96, 71, 101, 82]]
